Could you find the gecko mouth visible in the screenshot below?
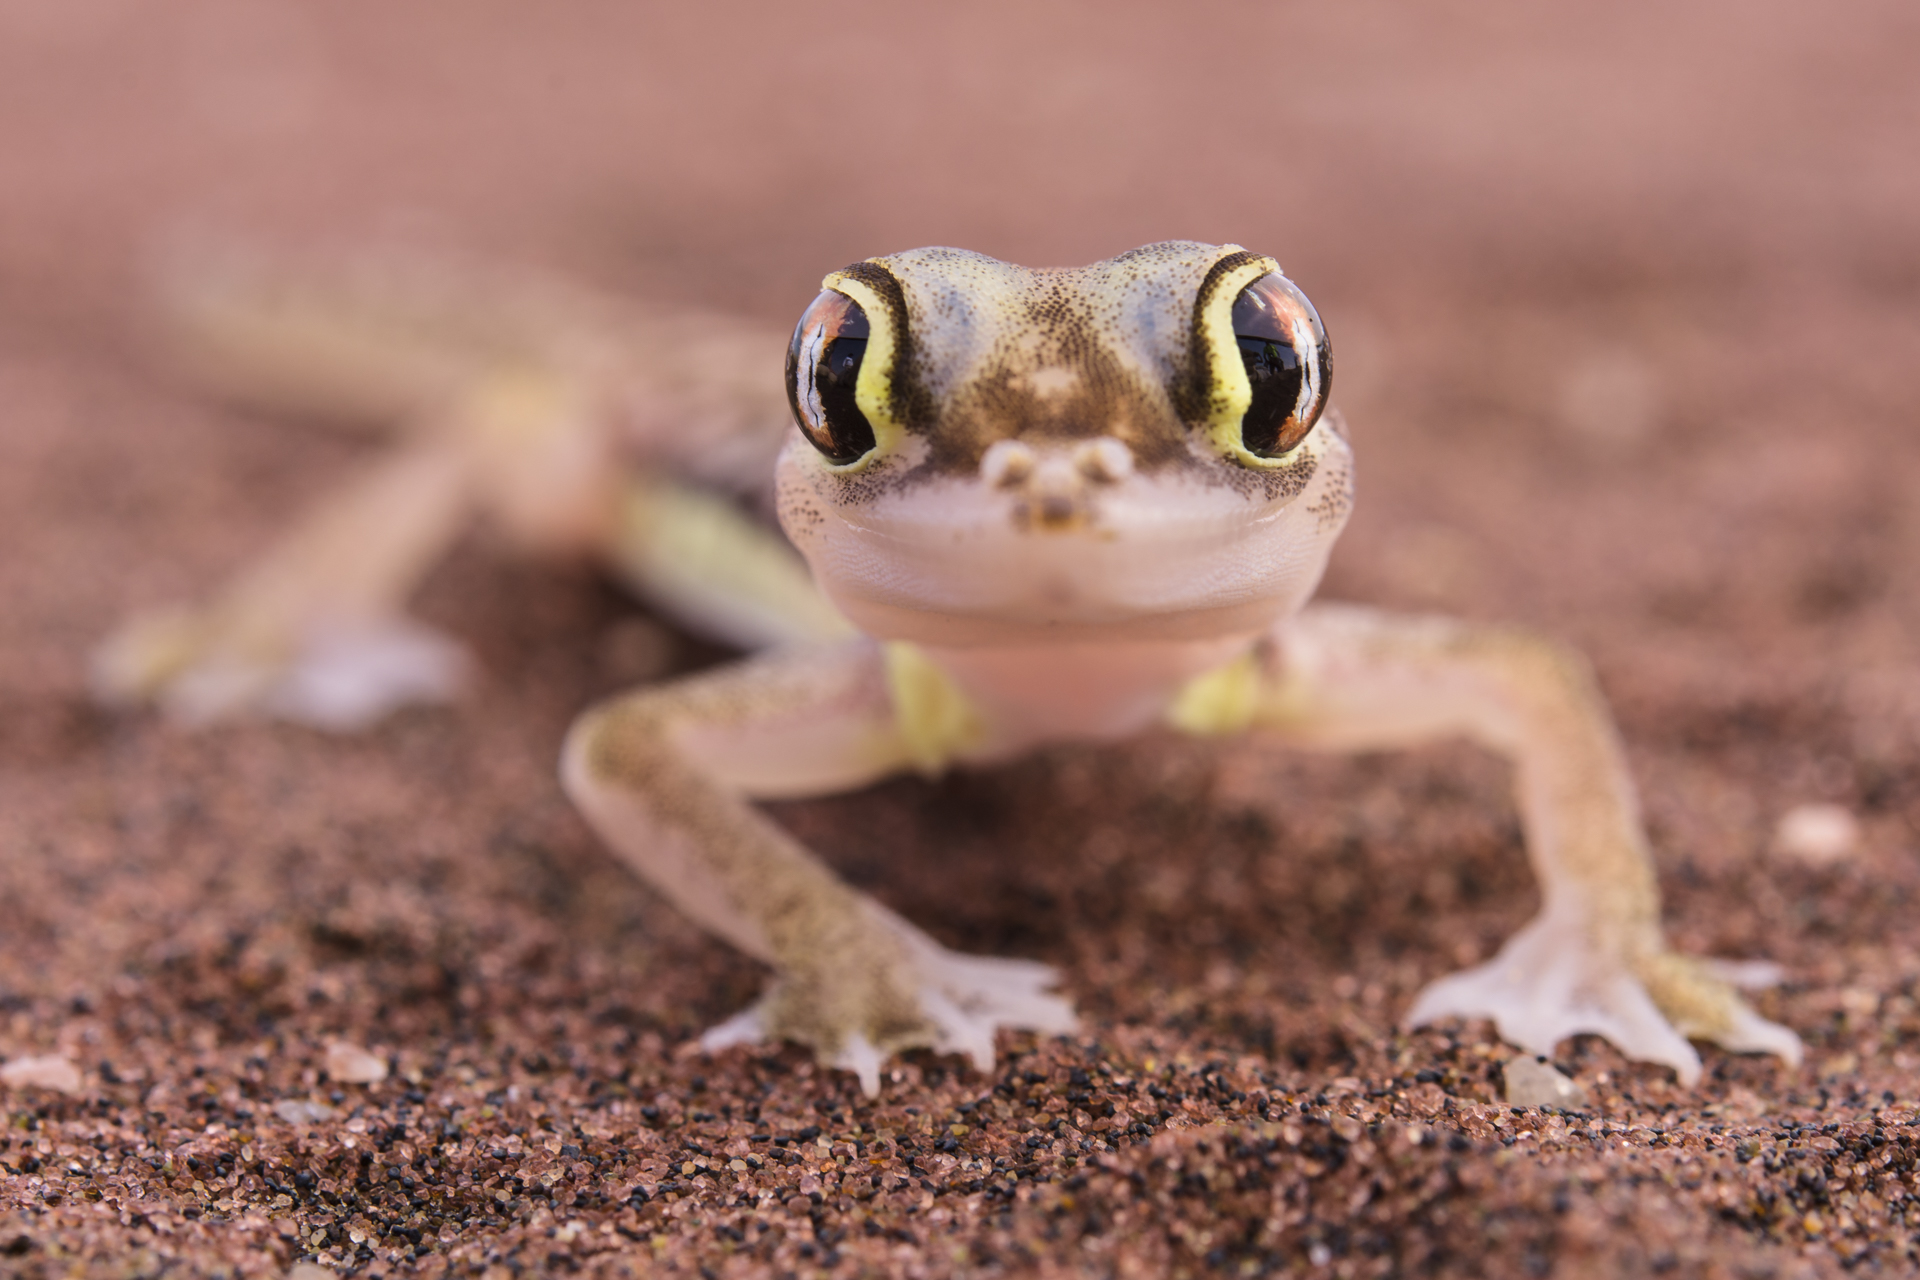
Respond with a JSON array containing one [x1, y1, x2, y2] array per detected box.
[[794, 468, 1337, 647]]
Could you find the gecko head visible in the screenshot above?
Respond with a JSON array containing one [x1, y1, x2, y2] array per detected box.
[[774, 242, 1354, 647]]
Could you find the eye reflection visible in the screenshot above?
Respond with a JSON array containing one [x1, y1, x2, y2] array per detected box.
[[1230, 272, 1329, 459], [785, 290, 876, 464]]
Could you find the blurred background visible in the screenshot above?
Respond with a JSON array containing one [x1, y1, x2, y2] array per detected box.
[[2, 0, 1912, 299], [3, 0, 1915, 655]]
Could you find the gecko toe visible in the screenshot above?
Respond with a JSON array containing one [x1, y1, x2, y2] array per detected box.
[[253, 619, 470, 730], [1711, 1006, 1804, 1067], [1700, 958, 1787, 990], [834, 1033, 886, 1098], [698, 1004, 770, 1054]]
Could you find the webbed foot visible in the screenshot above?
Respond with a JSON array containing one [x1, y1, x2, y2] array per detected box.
[[94, 609, 469, 731], [1406, 911, 1801, 1085], [700, 906, 1077, 1097]]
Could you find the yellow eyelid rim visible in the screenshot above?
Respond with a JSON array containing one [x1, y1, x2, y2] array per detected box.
[[814, 269, 905, 473], [1197, 253, 1310, 470]]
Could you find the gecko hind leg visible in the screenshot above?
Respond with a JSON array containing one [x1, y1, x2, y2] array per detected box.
[[92, 441, 477, 729]]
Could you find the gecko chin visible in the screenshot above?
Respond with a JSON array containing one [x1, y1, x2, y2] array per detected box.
[[781, 463, 1348, 648]]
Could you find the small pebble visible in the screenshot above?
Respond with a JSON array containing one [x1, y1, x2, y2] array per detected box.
[[0, 1053, 83, 1095], [324, 1039, 389, 1085], [1503, 1056, 1586, 1109], [273, 1098, 338, 1125], [1773, 803, 1859, 865]]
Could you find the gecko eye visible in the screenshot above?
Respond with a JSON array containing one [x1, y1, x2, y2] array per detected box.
[[786, 289, 877, 465], [1231, 273, 1331, 458]]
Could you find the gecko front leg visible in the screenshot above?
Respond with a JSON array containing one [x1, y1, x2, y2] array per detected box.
[[1177, 603, 1802, 1083], [560, 641, 1074, 1095]]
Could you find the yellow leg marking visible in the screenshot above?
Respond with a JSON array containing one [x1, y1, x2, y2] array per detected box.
[[612, 477, 853, 650], [1163, 649, 1261, 737], [882, 642, 986, 777]]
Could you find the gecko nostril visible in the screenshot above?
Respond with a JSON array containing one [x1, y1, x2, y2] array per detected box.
[[1036, 493, 1078, 526], [1074, 437, 1134, 484], [980, 440, 1036, 489]]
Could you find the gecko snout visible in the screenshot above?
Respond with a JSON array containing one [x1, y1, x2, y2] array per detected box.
[[980, 437, 1133, 531]]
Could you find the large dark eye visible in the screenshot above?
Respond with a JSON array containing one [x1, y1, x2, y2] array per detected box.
[[1231, 272, 1331, 458], [785, 290, 876, 464]]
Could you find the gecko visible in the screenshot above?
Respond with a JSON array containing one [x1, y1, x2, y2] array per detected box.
[[95, 241, 1803, 1095]]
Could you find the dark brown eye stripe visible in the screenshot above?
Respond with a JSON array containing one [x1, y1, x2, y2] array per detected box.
[[1193, 249, 1268, 312], [836, 259, 937, 429], [1177, 249, 1267, 422]]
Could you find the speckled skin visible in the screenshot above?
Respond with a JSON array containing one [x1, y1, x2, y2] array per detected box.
[[98, 242, 1802, 1096]]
